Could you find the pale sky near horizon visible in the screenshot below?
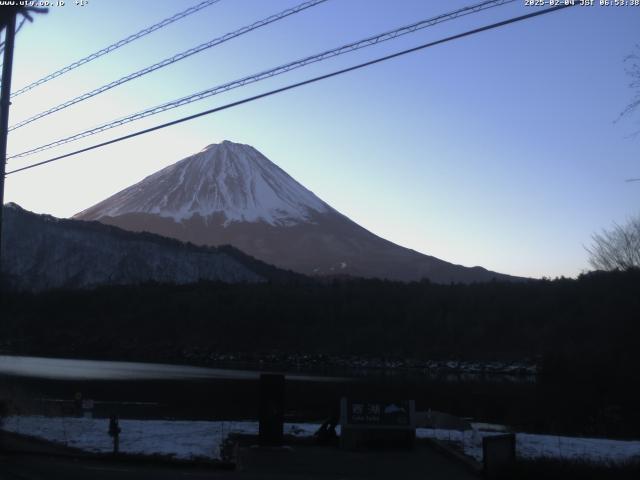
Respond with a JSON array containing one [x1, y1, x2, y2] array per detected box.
[[2, 0, 639, 279]]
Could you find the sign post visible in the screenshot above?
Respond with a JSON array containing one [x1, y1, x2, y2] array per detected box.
[[482, 433, 516, 479], [108, 415, 121, 455]]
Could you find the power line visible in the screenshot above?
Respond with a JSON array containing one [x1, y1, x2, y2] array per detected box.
[[0, 16, 25, 48], [8, 0, 328, 132], [14, 16, 26, 35], [10, 0, 222, 98], [6, 4, 575, 176], [9, 0, 515, 160], [0, 17, 27, 60]]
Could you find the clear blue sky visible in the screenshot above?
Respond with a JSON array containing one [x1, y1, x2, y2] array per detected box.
[[4, 0, 640, 279]]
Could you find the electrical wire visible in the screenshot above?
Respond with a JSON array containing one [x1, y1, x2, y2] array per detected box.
[[6, 4, 576, 176], [8, 0, 328, 131], [0, 17, 26, 58], [8, 0, 515, 159], [10, 0, 223, 98]]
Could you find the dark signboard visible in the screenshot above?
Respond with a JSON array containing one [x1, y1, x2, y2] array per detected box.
[[343, 399, 413, 427]]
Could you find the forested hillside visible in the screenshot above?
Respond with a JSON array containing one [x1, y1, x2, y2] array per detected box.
[[2, 269, 638, 383]]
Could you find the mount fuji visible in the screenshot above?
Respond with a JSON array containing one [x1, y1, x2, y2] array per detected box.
[[74, 141, 518, 283]]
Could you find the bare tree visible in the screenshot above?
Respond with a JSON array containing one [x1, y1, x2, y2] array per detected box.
[[618, 44, 640, 135], [589, 50, 640, 269], [587, 214, 640, 271]]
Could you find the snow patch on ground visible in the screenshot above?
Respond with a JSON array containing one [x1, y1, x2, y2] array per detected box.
[[417, 428, 640, 464], [1, 416, 316, 460], [3, 416, 640, 464]]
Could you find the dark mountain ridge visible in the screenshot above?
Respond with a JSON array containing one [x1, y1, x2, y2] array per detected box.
[[1, 203, 304, 291]]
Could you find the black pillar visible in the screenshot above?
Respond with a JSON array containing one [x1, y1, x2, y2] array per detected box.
[[0, 12, 17, 281], [258, 373, 284, 445]]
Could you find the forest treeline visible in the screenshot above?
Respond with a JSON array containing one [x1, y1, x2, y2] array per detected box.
[[1, 268, 639, 383]]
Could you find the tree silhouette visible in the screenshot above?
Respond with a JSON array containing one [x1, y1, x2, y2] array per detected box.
[[587, 214, 640, 271]]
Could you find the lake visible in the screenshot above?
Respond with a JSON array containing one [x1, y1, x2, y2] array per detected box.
[[0, 355, 348, 382], [0, 355, 635, 439]]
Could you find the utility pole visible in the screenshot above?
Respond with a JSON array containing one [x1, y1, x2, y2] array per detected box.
[[0, 11, 17, 282]]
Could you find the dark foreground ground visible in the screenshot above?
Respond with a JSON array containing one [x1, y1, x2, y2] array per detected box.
[[5, 434, 640, 480], [0, 440, 477, 480]]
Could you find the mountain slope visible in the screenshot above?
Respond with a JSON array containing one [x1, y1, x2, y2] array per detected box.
[[1, 203, 285, 291], [75, 141, 520, 284]]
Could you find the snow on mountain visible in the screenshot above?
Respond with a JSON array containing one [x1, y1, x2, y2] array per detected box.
[[76, 141, 330, 226], [75, 141, 520, 284]]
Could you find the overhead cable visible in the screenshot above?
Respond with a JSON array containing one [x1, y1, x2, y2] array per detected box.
[[11, 0, 223, 98], [6, 4, 576, 176], [9, 0, 328, 131], [9, 0, 514, 159]]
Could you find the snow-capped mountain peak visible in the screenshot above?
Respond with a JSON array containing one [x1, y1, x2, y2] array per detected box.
[[75, 140, 520, 283], [75, 141, 329, 226]]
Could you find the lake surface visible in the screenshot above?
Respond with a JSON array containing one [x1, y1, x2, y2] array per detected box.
[[0, 355, 347, 382], [0, 355, 634, 438]]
